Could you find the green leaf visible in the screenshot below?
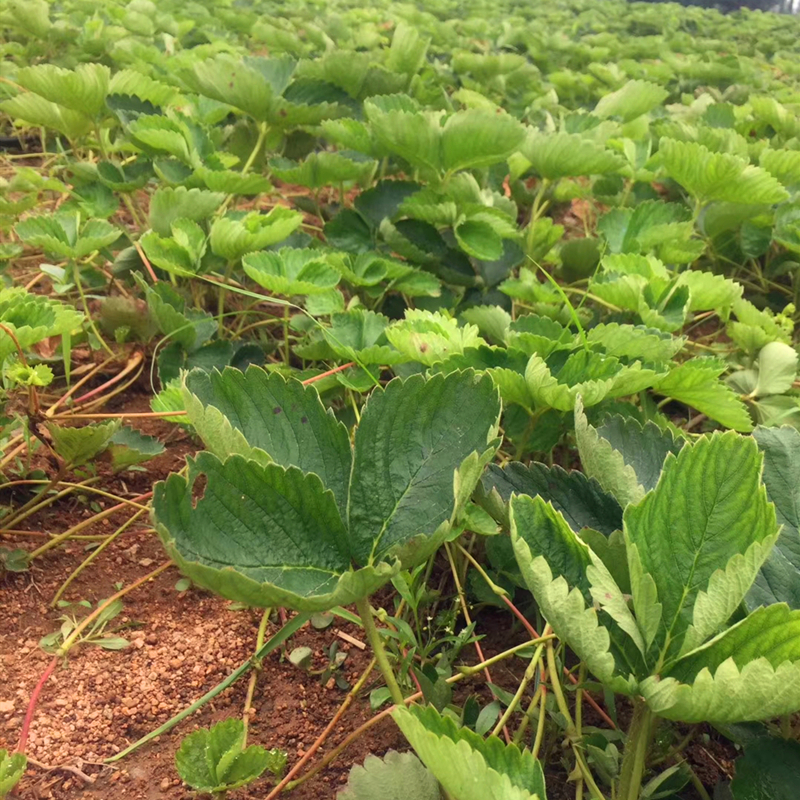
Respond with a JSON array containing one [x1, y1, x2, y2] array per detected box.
[[730, 737, 800, 800], [387, 22, 431, 76], [109, 69, 182, 107], [483, 461, 622, 535], [454, 219, 503, 261], [0, 0, 50, 36], [322, 309, 405, 365], [270, 153, 376, 189], [574, 396, 646, 507], [337, 751, 440, 800], [440, 108, 526, 173], [148, 187, 225, 237], [660, 139, 789, 205], [140, 280, 215, 352], [599, 201, 691, 255], [643, 605, 800, 722], [210, 208, 303, 262], [510, 494, 638, 691], [655, 359, 754, 432], [0, 93, 92, 141], [625, 432, 778, 661], [16, 63, 110, 118], [108, 427, 165, 472], [348, 371, 500, 565], [747, 426, 800, 611], [45, 419, 121, 467], [385, 310, 486, 366], [243, 248, 341, 296], [155, 452, 388, 611], [759, 148, 800, 187], [175, 718, 271, 793], [590, 414, 685, 494], [675, 270, 743, 313], [193, 167, 272, 195], [594, 80, 668, 121], [0, 749, 26, 797], [183, 367, 352, 517], [521, 132, 625, 180], [586, 323, 684, 362], [393, 705, 546, 800], [180, 54, 295, 122]]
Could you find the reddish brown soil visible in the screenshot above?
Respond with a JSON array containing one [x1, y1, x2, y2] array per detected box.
[[1, 381, 406, 800]]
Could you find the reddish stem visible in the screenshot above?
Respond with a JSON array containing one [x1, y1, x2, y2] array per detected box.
[[72, 351, 143, 405], [17, 656, 58, 753], [132, 240, 158, 283], [501, 595, 616, 729], [301, 362, 355, 385]]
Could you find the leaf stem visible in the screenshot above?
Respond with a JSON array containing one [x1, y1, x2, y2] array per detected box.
[[72, 261, 115, 356], [617, 698, 654, 800], [490, 644, 545, 737], [355, 596, 404, 706], [242, 608, 271, 747]]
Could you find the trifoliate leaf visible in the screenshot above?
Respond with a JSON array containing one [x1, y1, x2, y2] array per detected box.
[[242, 248, 341, 295], [175, 718, 275, 793], [659, 138, 788, 205], [270, 152, 376, 189], [655, 359, 753, 432], [45, 419, 121, 467], [210, 208, 303, 262], [520, 132, 625, 180]]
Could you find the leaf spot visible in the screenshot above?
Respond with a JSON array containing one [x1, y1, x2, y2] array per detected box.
[[273, 406, 282, 415]]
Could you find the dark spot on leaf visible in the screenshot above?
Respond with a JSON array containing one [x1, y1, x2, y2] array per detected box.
[[419, 343, 428, 352], [301, 416, 308, 424], [279, 109, 287, 117], [273, 406, 282, 414]]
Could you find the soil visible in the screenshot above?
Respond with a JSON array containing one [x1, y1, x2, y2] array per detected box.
[[1, 379, 409, 800]]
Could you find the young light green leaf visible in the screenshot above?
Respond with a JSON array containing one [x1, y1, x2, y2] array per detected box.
[[0, 749, 26, 797], [624, 432, 777, 660], [210, 208, 303, 262], [175, 718, 275, 793], [643, 604, 800, 722], [393, 705, 546, 800], [45, 419, 121, 467], [337, 751, 440, 800], [385, 309, 486, 366], [594, 80, 668, 122], [243, 248, 341, 296]]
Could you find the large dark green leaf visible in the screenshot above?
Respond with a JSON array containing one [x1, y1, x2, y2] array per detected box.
[[483, 462, 622, 535], [730, 737, 800, 800], [183, 367, 352, 516], [348, 371, 500, 565], [746, 426, 800, 611]]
